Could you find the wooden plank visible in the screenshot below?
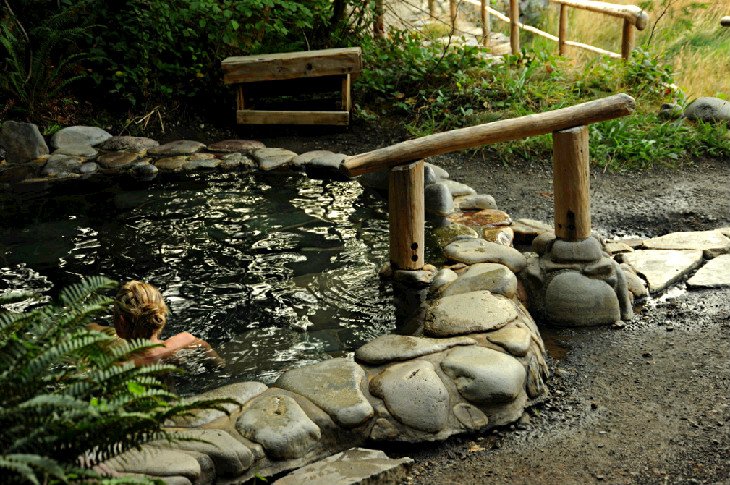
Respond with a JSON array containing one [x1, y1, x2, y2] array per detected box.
[[389, 161, 425, 270], [550, 0, 649, 29], [236, 86, 245, 111], [343, 94, 635, 176], [621, 18, 635, 59], [341, 74, 351, 112], [509, 0, 520, 54], [222, 47, 362, 84], [237, 110, 349, 126], [552, 126, 591, 241]]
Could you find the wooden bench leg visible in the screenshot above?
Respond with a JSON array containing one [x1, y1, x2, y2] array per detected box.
[[236, 86, 245, 110], [341, 74, 351, 112]]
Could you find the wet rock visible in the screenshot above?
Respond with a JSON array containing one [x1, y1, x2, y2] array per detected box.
[[208, 139, 265, 154], [434, 223, 478, 250], [155, 156, 188, 172], [441, 262, 517, 298], [0, 121, 49, 164], [172, 382, 267, 427], [512, 218, 553, 245], [620, 263, 649, 298], [148, 140, 206, 156], [97, 151, 142, 169], [582, 258, 614, 278], [425, 162, 449, 179], [42, 154, 84, 175], [54, 144, 97, 157], [292, 150, 346, 170], [642, 230, 730, 258], [545, 272, 621, 326], [485, 325, 532, 356], [444, 238, 527, 272], [483, 226, 514, 246], [441, 346, 526, 403], [393, 267, 437, 287], [687, 255, 730, 289], [0, 162, 40, 183], [79, 162, 99, 175], [452, 403, 489, 430], [273, 448, 413, 485], [236, 394, 321, 460], [274, 358, 373, 428], [532, 231, 557, 255], [52, 126, 111, 149], [455, 194, 497, 210], [104, 448, 205, 483], [98, 136, 159, 152], [219, 152, 256, 170], [355, 335, 475, 365], [425, 183, 455, 216], [183, 157, 221, 170], [425, 291, 518, 337], [431, 268, 458, 291], [448, 209, 512, 227], [253, 148, 297, 171], [357, 170, 389, 191], [370, 360, 449, 433], [622, 249, 704, 293], [441, 179, 476, 197], [550, 237, 603, 263], [130, 161, 158, 181], [156, 428, 254, 476], [684, 97, 730, 122]]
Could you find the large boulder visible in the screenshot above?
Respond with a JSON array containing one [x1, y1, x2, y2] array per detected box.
[[684, 97, 730, 123], [51, 126, 111, 149], [0, 121, 49, 164]]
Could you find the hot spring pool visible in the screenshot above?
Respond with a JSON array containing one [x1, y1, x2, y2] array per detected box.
[[0, 171, 418, 394]]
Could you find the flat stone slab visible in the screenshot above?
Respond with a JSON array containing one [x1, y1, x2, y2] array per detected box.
[[219, 152, 256, 170], [355, 335, 476, 365], [52, 126, 111, 149], [155, 156, 188, 171], [434, 223, 478, 250], [441, 179, 476, 197], [291, 150, 346, 169], [483, 226, 514, 246], [622, 249, 704, 293], [550, 237, 603, 263], [254, 148, 297, 170], [156, 428, 254, 476], [173, 381, 267, 427], [687, 255, 730, 289], [370, 360, 449, 433], [455, 194, 497, 210], [441, 262, 517, 298], [642, 230, 730, 256], [448, 209, 512, 227], [431, 268, 458, 290], [98, 136, 159, 151], [183, 157, 221, 170], [208, 139, 265, 153], [97, 151, 141, 169], [105, 447, 202, 481], [148, 140, 206, 156], [512, 218, 553, 240], [425, 291, 518, 337], [443, 238, 527, 272], [273, 448, 413, 485], [274, 358, 373, 428], [441, 346, 526, 403], [54, 144, 97, 157], [485, 326, 532, 356], [236, 393, 321, 460]]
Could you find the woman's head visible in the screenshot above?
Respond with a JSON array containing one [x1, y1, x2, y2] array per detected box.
[[113, 281, 169, 339]]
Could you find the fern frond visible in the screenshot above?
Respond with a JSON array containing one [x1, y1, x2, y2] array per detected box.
[[59, 276, 116, 307]]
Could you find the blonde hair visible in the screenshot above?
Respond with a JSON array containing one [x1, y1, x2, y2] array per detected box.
[[113, 281, 169, 339]]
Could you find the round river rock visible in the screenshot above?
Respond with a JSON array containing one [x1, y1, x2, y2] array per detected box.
[[425, 291, 518, 337]]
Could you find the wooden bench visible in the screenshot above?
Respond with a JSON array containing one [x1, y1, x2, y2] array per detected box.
[[221, 47, 362, 126]]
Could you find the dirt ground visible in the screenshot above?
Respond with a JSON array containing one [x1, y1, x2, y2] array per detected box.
[[184, 119, 730, 485]]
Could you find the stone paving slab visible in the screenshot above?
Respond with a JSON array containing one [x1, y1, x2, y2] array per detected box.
[[642, 230, 730, 257], [687, 254, 730, 289], [355, 335, 476, 365], [621, 249, 704, 293]]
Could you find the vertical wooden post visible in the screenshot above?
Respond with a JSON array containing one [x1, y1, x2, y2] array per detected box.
[[341, 74, 351, 111], [558, 4, 567, 56], [450, 0, 458, 30], [481, 0, 490, 47], [374, 0, 384, 38], [621, 19, 634, 60], [509, 0, 520, 55], [389, 160, 425, 270], [429, 0, 436, 18], [236, 86, 245, 110], [552, 126, 591, 241]]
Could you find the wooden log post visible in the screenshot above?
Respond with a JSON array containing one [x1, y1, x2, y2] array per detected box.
[[389, 160, 425, 270], [620, 18, 635, 59], [450, 0, 458, 30], [429, 0, 436, 18], [374, 0, 385, 38], [552, 126, 591, 241], [509, 0, 520, 54], [481, 0, 491, 46], [558, 4, 567, 56]]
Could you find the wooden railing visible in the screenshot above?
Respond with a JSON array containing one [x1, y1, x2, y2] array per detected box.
[[342, 94, 636, 270]]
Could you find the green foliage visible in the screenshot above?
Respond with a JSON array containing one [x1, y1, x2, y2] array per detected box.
[[0, 276, 232, 484]]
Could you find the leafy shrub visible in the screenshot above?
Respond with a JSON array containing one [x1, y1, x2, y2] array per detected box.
[[0, 276, 230, 484]]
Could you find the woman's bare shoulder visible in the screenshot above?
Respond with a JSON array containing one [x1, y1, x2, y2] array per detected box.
[[164, 332, 199, 349]]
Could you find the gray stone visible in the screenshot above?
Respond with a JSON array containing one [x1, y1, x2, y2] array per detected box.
[[219, 152, 256, 170], [273, 448, 413, 485], [452, 403, 489, 430], [131, 162, 158, 181], [97, 151, 141, 169], [687, 255, 730, 289], [434, 224, 478, 250], [208, 139, 265, 154], [355, 335, 476, 365], [441, 262, 517, 298], [582, 258, 614, 278], [236, 394, 321, 460], [105, 448, 202, 482], [370, 360, 449, 433], [424, 183, 455, 216], [357, 170, 389, 191], [274, 358, 373, 428], [485, 325, 532, 356], [393, 268, 436, 287], [54, 144, 98, 157], [253, 148, 297, 171], [456, 194, 498, 210], [292, 150, 346, 169], [441, 346, 526, 403], [642, 230, 730, 258], [658, 102, 683, 120], [444, 238, 527, 272], [431, 268, 458, 290], [42, 154, 83, 175], [550, 237, 603, 263], [369, 418, 400, 441], [512, 218, 553, 244], [0, 121, 49, 164], [605, 241, 634, 255], [684, 97, 730, 122], [425, 291, 518, 337], [424, 164, 438, 185], [148, 140, 206, 156], [545, 272, 621, 326], [620, 263, 648, 298], [531, 231, 557, 255], [98, 136, 159, 152], [441, 179, 476, 197], [155, 156, 188, 172], [482, 226, 514, 246], [425, 163, 449, 179], [52, 126, 111, 149], [622, 249, 704, 293], [613, 260, 634, 321], [183, 157, 221, 170], [79, 162, 99, 174], [173, 382, 267, 427], [156, 428, 254, 476]]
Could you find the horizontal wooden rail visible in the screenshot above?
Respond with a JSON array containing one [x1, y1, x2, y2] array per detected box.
[[551, 0, 649, 29], [343, 93, 635, 176]]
